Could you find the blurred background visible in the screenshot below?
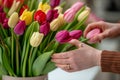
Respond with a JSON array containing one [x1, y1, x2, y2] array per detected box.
[[49, 0, 120, 80]]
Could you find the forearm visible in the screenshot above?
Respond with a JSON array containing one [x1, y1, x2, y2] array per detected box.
[[101, 50, 120, 74]]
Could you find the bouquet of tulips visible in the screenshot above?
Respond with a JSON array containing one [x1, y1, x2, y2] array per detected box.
[[0, 0, 101, 79]]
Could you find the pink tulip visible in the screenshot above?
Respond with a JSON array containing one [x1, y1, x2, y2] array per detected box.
[[40, 22, 50, 36], [71, 1, 84, 12], [55, 30, 72, 44], [46, 9, 59, 22], [14, 20, 26, 35], [50, 0, 60, 8], [64, 9, 76, 23], [70, 30, 82, 39], [86, 28, 101, 39]]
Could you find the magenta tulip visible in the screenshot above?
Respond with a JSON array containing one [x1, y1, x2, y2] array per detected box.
[[0, 6, 3, 12], [50, 0, 60, 8], [71, 2, 84, 12], [0, 13, 6, 24], [14, 20, 26, 35], [55, 30, 72, 44], [3, 18, 9, 29], [69, 30, 82, 39], [40, 22, 50, 36], [46, 9, 59, 22], [86, 28, 101, 39]]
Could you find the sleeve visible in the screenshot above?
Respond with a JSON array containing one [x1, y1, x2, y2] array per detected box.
[[101, 50, 120, 74]]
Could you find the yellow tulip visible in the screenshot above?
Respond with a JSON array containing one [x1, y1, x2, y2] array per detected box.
[[77, 7, 91, 22], [37, 2, 51, 13], [8, 0, 20, 16], [30, 32, 44, 47], [8, 12, 19, 28], [50, 14, 65, 31], [20, 9, 34, 25]]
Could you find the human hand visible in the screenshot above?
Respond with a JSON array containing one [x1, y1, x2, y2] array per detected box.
[[52, 39, 102, 72], [84, 21, 120, 43]]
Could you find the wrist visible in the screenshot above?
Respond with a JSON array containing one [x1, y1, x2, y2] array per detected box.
[[95, 50, 102, 66]]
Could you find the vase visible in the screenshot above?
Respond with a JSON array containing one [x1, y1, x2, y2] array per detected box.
[[2, 75, 48, 80]]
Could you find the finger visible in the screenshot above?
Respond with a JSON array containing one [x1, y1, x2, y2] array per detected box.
[[52, 52, 69, 59], [68, 39, 83, 48], [51, 58, 70, 64]]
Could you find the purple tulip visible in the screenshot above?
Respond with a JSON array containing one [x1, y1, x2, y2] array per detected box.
[[50, 0, 60, 8], [69, 30, 82, 39], [55, 30, 72, 44], [14, 20, 26, 35], [46, 9, 59, 22], [71, 2, 84, 12], [64, 9, 76, 23], [40, 22, 50, 36]]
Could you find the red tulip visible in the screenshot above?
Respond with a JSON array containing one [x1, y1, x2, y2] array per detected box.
[[0, 12, 6, 24], [55, 30, 72, 44], [69, 30, 82, 39], [3, 18, 9, 29], [3, 0, 13, 8], [19, 5, 29, 16], [40, 22, 50, 36], [34, 10, 46, 24]]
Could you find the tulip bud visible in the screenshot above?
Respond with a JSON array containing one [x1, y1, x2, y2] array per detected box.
[[50, 0, 60, 8], [77, 7, 91, 22], [14, 21, 26, 35], [70, 30, 82, 39], [3, 0, 13, 8], [86, 28, 101, 39], [8, 0, 20, 16], [20, 9, 34, 25], [64, 9, 76, 23], [55, 30, 71, 44], [40, 22, 50, 36], [8, 12, 19, 28], [71, 1, 84, 12], [46, 9, 59, 22], [30, 32, 44, 47], [50, 14, 65, 31], [37, 2, 51, 13], [34, 10, 46, 24], [54, 6, 63, 13]]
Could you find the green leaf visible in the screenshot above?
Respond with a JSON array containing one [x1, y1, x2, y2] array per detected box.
[[42, 61, 56, 75], [41, 0, 48, 4], [0, 63, 7, 79], [32, 50, 54, 76]]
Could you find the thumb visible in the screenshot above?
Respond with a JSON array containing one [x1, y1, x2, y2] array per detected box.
[[68, 39, 82, 48]]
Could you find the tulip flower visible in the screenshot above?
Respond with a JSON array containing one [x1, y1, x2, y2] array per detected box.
[[54, 6, 63, 13], [3, 0, 13, 8], [34, 10, 46, 24], [14, 20, 26, 35], [69, 30, 82, 39], [40, 22, 50, 36], [19, 5, 29, 16], [8, 12, 19, 28], [37, 2, 51, 13], [20, 9, 34, 25], [64, 9, 76, 23], [0, 6, 3, 12], [50, 14, 65, 31], [46, 9, 59, 22], [71, 1, 84, 12], [86, 28, 101, 39], [55, 30, 71, 44], [77, 7, 91, 22], [30, 32, 44, 47], [3, 18, 9, 29], [0, 12, 6, 24], [8, 0, 20, 16], [50, 0, 60, 8]]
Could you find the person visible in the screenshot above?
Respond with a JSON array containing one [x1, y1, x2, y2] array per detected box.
[[51, 21, 120, 74]]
